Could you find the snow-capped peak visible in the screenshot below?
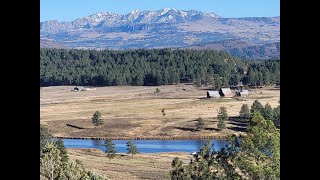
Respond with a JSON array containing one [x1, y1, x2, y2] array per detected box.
[[87, 12, 109, 22], [178, 10, 187, 16], [130, 9, 139, 14], [159, 8, 171, 16], [127, 9, 141, 20], [208, 13, 216, 18]]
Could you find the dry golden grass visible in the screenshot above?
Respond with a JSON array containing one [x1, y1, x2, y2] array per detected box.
[[40, 84, 280, 138], [67, 148, 191, 180]]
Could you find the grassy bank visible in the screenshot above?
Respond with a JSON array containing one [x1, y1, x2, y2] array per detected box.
[[68, 148, 191, 180]]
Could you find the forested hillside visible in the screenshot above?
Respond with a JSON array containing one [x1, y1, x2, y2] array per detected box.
[[40, 48, 279, 87]]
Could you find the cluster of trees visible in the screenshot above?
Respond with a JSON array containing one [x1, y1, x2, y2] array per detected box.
[[195, 99, 280, 134], [40, 48, 279, 88], [169, 113, 280, 179], [240, 100, 280, 128], [40, 125, 107, 180], [104, 139, 139, 160], [195, 106, 229, 132]]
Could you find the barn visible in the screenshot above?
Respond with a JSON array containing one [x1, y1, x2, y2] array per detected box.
[[73, 86, 86, 91], [219, 88, 233, 97], [207, 91, 220, 98]]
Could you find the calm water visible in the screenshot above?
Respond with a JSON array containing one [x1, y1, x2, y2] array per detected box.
[[60, 139, 228, 153]]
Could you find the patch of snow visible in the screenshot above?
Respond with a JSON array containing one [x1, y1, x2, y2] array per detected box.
[[208, 13, 216, 18], [179, 11, 187, 16], [159, 8, 171, 16]]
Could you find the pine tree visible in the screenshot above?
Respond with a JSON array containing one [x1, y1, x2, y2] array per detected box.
[[273, 105, 280, 128], [263, 103, 273, 120], [195, 117, 206, 131], [217, 107, 228, 130], [169, 157, 186, 180], [236, 113, 280, 179], [40, 125, 51, 154], [91, 111, 103, 126], [250, 100, 264, 114], [239, 104, 250, 120], [54, 139, 68, 162], [104, 139, 117, 161], [126, 141, 139, 158], [40, 142, 62, 180]]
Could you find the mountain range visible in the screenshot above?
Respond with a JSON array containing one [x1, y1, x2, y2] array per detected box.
[[40, 8, 280, 59]]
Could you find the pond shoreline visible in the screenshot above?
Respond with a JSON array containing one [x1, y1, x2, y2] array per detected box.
[[54, 134, 243, 140]]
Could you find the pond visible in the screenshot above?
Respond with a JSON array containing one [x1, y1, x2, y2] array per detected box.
[[60, 138, 228, 153]]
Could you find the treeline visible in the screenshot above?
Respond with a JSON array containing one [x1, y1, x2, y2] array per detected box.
[[40, 48, 280, 87]]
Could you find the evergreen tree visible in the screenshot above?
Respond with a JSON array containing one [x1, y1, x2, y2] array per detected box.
[[239, 104, 250, 120], [217, 107, 228, 130], [126, 140, 139, 158], [250, 100, 264, 114], [229, 74, 240, 87], [104, 139, 117, 161], [214, 75, 222, 90], [248, 71, 256, 86], [40, 125, 51, 154], [169, 157, 186, 180], [235, 113, 280, 179], [40, 142, 108, 180], [273, 105, 280, 128], [40, 142, 62, 180], [91, 111, 103, 126], [195, 117, 206, 131], [54, 139, 68, 162], [263, 103, 273, 120]]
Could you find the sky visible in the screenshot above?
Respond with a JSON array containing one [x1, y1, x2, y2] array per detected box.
[[40, 0, 280, 22]]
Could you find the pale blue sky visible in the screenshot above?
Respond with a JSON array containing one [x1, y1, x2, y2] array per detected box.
[[40, 0, 280, 22]]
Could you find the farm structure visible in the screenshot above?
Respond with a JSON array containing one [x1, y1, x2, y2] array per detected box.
[[73, 86, 86, 91], [219, 88, 233, 98], [236, 90, 249, 97], [207, 91, 220, 98]]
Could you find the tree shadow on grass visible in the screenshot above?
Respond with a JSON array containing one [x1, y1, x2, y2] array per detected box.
[[175, 127, 197, 132], [228, 121, 248, 127], [227, 126, 247, 132], [205, 127, 220, 131]]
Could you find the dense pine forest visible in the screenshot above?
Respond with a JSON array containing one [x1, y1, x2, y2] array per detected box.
[[40, 48, 279, 87]]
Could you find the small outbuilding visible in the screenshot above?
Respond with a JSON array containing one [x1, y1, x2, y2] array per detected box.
[[236, 89, 249, 97], [219, 88, 233, 98], [207, 91, 220, 98], [73, 86, 86, 91]]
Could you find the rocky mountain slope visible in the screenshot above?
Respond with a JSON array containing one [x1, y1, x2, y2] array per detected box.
[[40, 8, 280, 59]]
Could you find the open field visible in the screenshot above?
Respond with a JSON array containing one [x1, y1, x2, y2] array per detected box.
[[67, 148, 191, 180], [40, 84, 280, 139]]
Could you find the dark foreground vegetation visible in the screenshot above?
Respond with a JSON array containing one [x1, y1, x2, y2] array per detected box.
[[169, 113, 280, 180], [40, 125, 108, 180]]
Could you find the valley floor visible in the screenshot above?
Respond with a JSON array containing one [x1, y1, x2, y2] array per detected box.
[[40, 84, 280, 139]]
